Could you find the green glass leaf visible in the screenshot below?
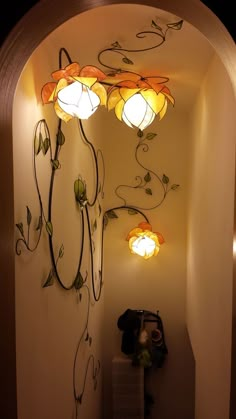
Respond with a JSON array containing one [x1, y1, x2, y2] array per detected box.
[[144, 172, 151, 182], [167, 20, 183, 30], [171, 184, 180, 190], [26, 206, 32, 226], [34, 132, 42, 155], [16, 222, 24, 237], [122, 57, 134, 65], [128, 209, 138, 215], [36, 215, 42, 231], [42, 270, 54, 288], [107, 210, 118, 219], [57, 129, 65, 146], [46, 221, 53, 236], [151, 20, 162, 31], [59, 244, 64, 258], [51, 159, 60, 170], [74, 271, 84, 290], [145, 188, 152, 195], [42, 138, 50, 155], [146, 132, 157, 140], [162, 174, 169, 184]]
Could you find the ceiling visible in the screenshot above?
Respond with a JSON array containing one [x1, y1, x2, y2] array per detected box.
[[41, 3, 215, 112]]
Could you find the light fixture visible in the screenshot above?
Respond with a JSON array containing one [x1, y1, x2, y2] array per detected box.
[[105, 73, 175, 131], [41, 62, 107, 122], [42, 65, 174, 129], [126, 221, 164, 259]]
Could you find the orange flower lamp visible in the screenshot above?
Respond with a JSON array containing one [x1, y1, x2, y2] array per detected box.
[[105, 72, 175, 131], [41, 63, 107, 122], [126, 221, 164, 259]]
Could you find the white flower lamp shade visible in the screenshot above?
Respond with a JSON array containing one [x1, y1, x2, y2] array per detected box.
[[57, 81, 100, 119], [130, 235, 159, 259], [126, 221, 164, 260], [123, 93, 155, 131]]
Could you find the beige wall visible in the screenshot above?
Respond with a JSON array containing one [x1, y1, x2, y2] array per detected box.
[[102, 108, 195, 419], [13, 48, 105, 419], [187, 53, 236, 419]]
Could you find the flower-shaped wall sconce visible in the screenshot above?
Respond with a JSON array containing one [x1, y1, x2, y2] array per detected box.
[[126, 221, 165, 259]]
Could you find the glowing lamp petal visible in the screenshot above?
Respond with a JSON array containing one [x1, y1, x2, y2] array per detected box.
[[123, 93, 155, 130], [114, 99, 125, 122], [107, 89, 122, 111], [57, 81, 100, 120]]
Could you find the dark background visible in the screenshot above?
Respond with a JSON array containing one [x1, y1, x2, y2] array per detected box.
[[0, 1, 235, 46]]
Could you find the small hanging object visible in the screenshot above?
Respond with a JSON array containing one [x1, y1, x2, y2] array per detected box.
[[126, 221, 164, 259]]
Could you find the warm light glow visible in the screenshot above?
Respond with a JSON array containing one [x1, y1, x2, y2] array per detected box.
[[130, 235, 159, 259], [57, 81, 100, 119], [126, 221, 164, 260], [123, 93, 156, 131]]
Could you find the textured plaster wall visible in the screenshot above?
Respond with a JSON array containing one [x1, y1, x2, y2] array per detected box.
[[187, 53, 236, 419]]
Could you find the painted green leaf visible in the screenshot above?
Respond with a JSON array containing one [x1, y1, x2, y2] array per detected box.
[[162, 174, 169, 184], [26, 206, 32, 226], [167, 20, 183, 30], [144, 172, 151, 182], [107, 210, 118, 219], [16, 222, 24, 237], [171, 184, 180, 190], [59, 244, 64, 258], [42, 138, 50, 155], [46, 221, 53, 236], [112, 41, 121, 48], [74, 271, 84, 290], [145, 188, 152, 195], [36, 215, 42, 231], [34, 132, 42, 155], [42, 270, 54, 288], [151, 20, 162, 31], [146, 132, 157, 140], [57, 129, 65, 146], [128, 209, 138, 215], [122, 57, 133, 65], [51, 159, 60, 170], [74, 178, 86, 202]]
